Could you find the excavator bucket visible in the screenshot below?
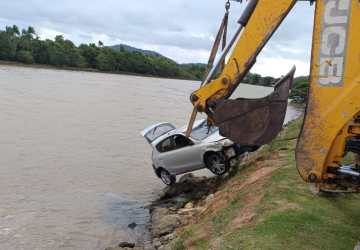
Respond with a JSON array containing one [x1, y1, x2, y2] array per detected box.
[[213, 67, 296, 146]]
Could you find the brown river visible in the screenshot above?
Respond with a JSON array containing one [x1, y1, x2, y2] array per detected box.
[[0, 65, 302, 250]]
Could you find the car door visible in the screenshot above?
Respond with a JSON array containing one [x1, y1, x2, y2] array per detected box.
[[169, 134, 204, 174], [155, 136, 178, 174]]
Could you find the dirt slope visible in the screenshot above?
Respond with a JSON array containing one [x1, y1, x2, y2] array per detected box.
[[170, 119, 360, 250]]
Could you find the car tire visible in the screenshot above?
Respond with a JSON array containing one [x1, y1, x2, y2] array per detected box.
[[159, 169, 176, 186], [205, 152, 229, 176]]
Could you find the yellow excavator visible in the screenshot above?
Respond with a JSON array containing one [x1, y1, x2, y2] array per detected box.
[[186, 0, 360, 192]]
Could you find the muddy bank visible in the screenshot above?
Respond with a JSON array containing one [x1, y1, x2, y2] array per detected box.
[[105, 111, 305, 250], [105, 156, 255, 250], [0, 60, 194, 80], [105, 119, 306, 250], [148, 173, 227, 249], [142, 118, 360, 250]]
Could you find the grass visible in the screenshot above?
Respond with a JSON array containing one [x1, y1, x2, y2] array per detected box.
[[174, 118, 360, 250], [171, 228, 194, 250], [211, 194, 245, 234]]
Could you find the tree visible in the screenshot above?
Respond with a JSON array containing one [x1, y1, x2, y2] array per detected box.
[[16, 50, 34, 64], [248, 73, 261, 85], [0, 24, 208, 80], [21, 26, 35, 39], [0, 25, 22, 60], [289, 76, 309, 103], [17, 26, 35, 52], [96, 52, 114, 71], [79, 43, 100, 68], [32, 39, 50, 64], [5, 25, 20, 36], [27, 26, 35, 36], [260, 76, 275, 86]]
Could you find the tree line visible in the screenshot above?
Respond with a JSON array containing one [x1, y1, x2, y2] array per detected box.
[[289, 76, 309, 103], [0, 25, 309, 101], [0, 25, 206, 80], [244, 73, 310, 103]]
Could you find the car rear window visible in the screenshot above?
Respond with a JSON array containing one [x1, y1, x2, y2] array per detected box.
[[145, 124, 175, 143]]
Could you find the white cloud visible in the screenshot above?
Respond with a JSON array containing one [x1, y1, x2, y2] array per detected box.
[[37, 27, 64, 40], [145, 45, 210, 64], [252, 57, 310, 77], [0, 0, 315, 77]]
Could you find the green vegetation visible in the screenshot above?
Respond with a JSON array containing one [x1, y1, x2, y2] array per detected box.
[[243, 73, 277, 87], [290, 76, 310, 103], [0, 24, 311, 97], [246, 73, 310, 103], [0, 25, 206, 80], [245, 73, 310, 103], [176, 118, 360, 250], [244, 73, 310, 104]]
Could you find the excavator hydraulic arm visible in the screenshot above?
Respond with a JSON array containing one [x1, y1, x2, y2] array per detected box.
[[190, 0, 298, 145], [296, 0, 360, 192], [189, 0, 360, 192]]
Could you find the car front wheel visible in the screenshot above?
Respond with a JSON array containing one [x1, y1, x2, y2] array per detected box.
[[159, 169, 176, 186], [205, 152, 228, 176]]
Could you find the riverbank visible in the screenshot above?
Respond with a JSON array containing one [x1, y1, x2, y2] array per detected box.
[[107, 118, 360, 250], [0, 60, 199, 81], [2, 65, 303, 250]]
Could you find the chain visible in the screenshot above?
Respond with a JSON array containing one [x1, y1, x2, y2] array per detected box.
[[226, 0, 244, 12], [225, 0, 231, 12]]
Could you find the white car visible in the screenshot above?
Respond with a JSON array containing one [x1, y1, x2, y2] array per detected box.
[[141, 119, 256, 185]]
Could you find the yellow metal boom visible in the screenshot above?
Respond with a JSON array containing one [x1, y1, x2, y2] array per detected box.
[[296, 0, 360, 191], [189, 0, 360, 192], [190, 0, 297, 113]]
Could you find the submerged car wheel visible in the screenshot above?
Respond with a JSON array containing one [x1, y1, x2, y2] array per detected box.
[[205, 153, 228, 176], [159, 169, 176, 186]]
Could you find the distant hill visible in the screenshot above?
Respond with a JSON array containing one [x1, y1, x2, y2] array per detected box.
[[0, 24, 299, 82], [109, 44, 208, 80], [109, 44, 165, 59]]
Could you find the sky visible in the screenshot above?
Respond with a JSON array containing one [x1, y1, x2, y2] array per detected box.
[[0, 0, 315, 77]]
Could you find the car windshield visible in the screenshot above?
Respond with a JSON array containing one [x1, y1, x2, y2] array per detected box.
[[190, 120, 218, 141]]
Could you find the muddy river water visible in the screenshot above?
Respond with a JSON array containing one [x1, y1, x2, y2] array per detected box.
[[0, 65, 302, 250]]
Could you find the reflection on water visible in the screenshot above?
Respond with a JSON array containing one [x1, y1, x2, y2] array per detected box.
[[0, 65, 302, 249]]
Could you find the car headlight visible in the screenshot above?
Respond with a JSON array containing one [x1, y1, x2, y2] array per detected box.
[[225, 147, 236, 158], [219, 139, 234, 147]]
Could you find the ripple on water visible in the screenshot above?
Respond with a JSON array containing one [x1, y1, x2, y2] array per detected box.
[[102, 192, 152, 245]]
